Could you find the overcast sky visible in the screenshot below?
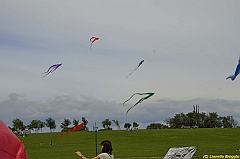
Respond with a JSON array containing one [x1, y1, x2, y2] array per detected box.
[[1, 1, 240, 131]]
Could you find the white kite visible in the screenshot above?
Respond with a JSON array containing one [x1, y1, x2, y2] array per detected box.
[[163, 146, 197, 159]]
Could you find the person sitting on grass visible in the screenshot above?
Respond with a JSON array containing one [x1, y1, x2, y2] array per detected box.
[[75, 140, 114, 159]]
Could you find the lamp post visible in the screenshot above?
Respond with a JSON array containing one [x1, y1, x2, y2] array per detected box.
[[93, 122, 98, 156]]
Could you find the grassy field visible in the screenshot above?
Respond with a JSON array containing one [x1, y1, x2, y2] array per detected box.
[[19, 128, 240, 159]]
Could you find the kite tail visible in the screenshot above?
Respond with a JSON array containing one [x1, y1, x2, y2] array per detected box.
[[42, 68, 57, 78], [126, 71, 134, 78], [123, 93, 150, 106], [42, 64, 60, 74], [125, 98, 146, 114], [42, 73, 50, 78], [126, 66, 139, 78], [126, 103, 139, 114], [123, 93, 139, 106], [124, 92, 155, 114]]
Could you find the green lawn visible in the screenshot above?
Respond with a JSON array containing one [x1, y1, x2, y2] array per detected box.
[[19, 128, 240, 159]]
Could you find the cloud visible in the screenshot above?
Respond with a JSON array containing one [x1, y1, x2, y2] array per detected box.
[[1, 93, 240, 132], [8, 93, 25, 102]]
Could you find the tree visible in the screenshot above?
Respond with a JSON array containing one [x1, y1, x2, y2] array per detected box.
[[198, 112, 207, 128], [205, 112, 221, 128], [82, 117, 89, 131], [112, 120, 121, 130], [60, 118, 71, 132], [12, 118, 24, 132], [102, 118, 111, 129], [45, 117, 56, 132], [221, 116, 234, 128], [169, 113, 186, 128], [73, 119, 79, 126], [228, 116, 236, 128], [60, 118, 71, 129], [82, 117, 88, 125], [124, 123, 131, 130], [30, 120, 39, 133], [233, 119, 239, 128], [38, 120, 45, 133], [146, 123, 165, 129], [186, 112, 197, 126], [132, 122, 139, 129], [164, 117, 171, 127]]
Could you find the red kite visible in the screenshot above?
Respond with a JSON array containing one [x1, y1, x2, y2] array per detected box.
[[89, 36, 99, 49], [58, 122, 84, 136]]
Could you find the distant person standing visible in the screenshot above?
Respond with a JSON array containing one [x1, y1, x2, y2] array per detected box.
[[40, 142, 42, 146], [50, 140, 52, 147]]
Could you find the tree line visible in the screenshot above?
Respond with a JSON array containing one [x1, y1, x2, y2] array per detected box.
[[8, 117, 140, 133], [8, 110, 238, 133], [101, 118, 139, 130]]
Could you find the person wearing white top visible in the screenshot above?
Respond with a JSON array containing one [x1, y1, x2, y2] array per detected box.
[[75, 140, 114, 159]]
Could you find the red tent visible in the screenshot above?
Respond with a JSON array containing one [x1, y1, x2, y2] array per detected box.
[[0, 120, 28, 159]]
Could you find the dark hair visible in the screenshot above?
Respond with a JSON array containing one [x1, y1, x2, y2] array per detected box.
[[100, 140, 113, 155]]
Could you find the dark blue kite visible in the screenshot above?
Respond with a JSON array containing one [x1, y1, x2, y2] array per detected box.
[[226, 56, 240, 81]]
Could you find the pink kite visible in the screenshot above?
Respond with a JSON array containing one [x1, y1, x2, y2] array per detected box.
[[0, 120, 28, 159], [89, 36, 99, 49], [58, 122, 84, 136]]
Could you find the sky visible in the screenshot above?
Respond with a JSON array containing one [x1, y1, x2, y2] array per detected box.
[[1, 0, 240, 132]]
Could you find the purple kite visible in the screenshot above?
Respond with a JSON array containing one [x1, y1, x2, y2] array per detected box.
[[42, 63, 62, 78], [126, 60, 144, 78]]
